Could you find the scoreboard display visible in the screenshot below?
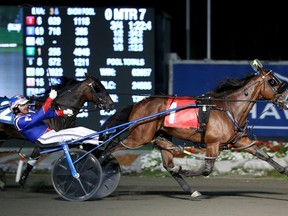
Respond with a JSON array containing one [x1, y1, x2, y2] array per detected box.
[[22, 6, 155, 129]]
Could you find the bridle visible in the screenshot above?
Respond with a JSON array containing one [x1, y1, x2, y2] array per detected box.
[[50, 78, 109, 112], [260, 69, 288, 107], [261, 70, 287, 94], [88, 81, 107, 110]]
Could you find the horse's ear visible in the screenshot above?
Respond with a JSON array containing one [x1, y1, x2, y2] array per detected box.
[[85, 73, 91, 79]]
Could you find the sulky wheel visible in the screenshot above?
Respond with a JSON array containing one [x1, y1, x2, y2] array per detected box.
[[91, 151, 121, 199], [51, 149, 102, 201]]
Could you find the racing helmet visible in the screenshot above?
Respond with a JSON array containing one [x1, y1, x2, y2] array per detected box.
[[9, 95, 29, 111]]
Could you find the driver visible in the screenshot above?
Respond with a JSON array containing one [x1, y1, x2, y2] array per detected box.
[[10, 89, 99, 145], [10, 90, 100, 186]]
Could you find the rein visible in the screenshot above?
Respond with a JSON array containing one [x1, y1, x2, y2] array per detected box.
[[149, 95, 272, 103]]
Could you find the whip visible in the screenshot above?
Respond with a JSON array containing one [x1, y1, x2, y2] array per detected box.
[[46, 68, 54, 90]]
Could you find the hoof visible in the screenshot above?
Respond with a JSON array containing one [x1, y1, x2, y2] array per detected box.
[[191, 190, 202, 198], [169, 165, 181, 173], [19, 179, 26, 186]]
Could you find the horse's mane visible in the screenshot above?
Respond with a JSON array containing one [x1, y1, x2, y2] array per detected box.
[[204, 73, 255, 97], [42, 76, 80, 96], [30, 76, 80, 106]]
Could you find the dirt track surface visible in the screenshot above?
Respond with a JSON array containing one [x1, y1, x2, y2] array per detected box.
[[1, 174, 288, 216]]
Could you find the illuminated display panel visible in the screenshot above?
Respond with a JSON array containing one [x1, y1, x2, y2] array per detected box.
[[22, 6, 155, 129]]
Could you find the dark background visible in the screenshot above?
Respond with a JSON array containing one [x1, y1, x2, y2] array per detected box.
[[7, 0, 288, 61], [3, 0, 288, 95]]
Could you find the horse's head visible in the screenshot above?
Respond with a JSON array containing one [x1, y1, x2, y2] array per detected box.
[[251, 59, 288, 109], [84, 73, 114, 112]]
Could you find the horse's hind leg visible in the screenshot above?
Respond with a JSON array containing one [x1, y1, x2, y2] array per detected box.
[[179, 143, 218, 177], [98, 138, 126, 164], [19, 146, 41, 186], [154, 136, 201, 197], [179, 158, 217, 177], [0, 168, 6, 190]]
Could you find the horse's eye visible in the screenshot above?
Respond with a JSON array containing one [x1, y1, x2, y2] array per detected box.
[[268, 79, 277, 86]]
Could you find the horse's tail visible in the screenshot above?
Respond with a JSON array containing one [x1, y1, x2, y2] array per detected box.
[[100, 104, 134, 140]]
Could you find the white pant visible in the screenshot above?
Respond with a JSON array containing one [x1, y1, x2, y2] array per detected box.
[[37, 126, 99, 145]]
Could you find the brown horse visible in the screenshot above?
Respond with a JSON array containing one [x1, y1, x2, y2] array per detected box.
[[100, 59, 288, 197]]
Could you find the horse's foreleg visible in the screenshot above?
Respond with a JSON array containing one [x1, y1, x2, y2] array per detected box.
[[236, 137, 288, 176], [19, 146, 41, 186], [254, 147, 288, 175]]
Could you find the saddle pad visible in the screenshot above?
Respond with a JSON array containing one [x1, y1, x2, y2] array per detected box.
[[164, 98, 199, 128]]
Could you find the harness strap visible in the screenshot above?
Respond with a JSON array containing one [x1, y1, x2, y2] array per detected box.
[[226, 110, 248, 132], [223, 110, 249, 145], [197, 99, 211, 144]]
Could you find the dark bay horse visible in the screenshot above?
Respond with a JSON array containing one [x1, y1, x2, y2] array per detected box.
[[0, 73, 114, 144], [0, 73, 114, 187], [100, 59, 288, 197]]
